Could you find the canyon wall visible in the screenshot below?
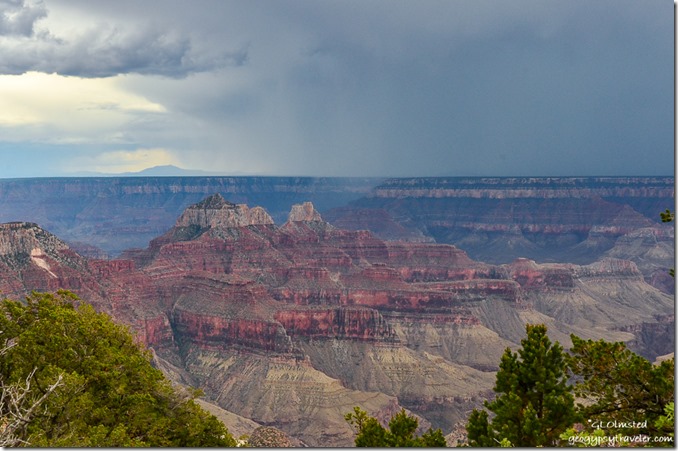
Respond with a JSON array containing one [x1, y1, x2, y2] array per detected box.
[[0, 177, 380, 256], [324, 176, 675, 293], [0, 185, 672, 446]]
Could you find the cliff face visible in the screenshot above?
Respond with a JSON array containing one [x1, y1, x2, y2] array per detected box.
[[0, 222, 102, 298], [175, 193, 274, 230], [324, 176, 674, 293], [0, 192, 672, 446], [0, 176, 670, 292], [274, 307, 397, 341]]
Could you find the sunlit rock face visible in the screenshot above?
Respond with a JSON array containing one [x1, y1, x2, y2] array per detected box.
[[176, 193, 275, 229], [288, 201, 324, 223]]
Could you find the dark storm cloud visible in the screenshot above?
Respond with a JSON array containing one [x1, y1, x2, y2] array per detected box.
[[0, 0, 247, 77], [0, 0, 672, 177], [258, 0, 673, 176]]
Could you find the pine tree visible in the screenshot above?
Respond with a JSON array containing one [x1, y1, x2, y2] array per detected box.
[[660, 209, 674, 276], [566, 335, 674, 441], [0, 291, 236, 447], [345, 406, 446, 447], [466, 324, 576, 447]]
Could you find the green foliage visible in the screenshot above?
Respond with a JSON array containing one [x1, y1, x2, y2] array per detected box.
[[660, 208, 674, 223], [0, 291, 236, 447], [660, 209, 674, 276], [559, 400, 674, 447], [497, 437, 513, 447], [466, 324, 576, 447], [345, 406, 446, 447], [566, 335, 674, 445], [655, 402, 674, 437], [559, 425, 609, 447], [465, 324, 675, 447]]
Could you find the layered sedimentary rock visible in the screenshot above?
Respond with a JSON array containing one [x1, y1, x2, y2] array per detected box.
[[288, 201, 324, 223], [324, 176, 674, 293], [0, 193, 672, 446], [274, 307, 397, 341], [0, 177, 380, 256], [176, 193, 274, 229], [181, 348, 404, 447]]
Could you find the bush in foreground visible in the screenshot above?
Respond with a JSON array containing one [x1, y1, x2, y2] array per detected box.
[[0, 290, 236, 447]]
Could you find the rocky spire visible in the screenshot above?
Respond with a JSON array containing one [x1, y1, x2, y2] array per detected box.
[[191, 193, 234, 210], [176, 194, 274, 229], [287, 202, 323, 222]]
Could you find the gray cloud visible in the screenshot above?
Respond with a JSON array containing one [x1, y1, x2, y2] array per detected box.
[[0, 0, 672, 177], [0, 0, 247, 77], [0, 0, 46, 36]]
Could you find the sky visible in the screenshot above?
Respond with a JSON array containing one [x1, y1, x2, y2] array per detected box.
[[0, 0, 673, 178]]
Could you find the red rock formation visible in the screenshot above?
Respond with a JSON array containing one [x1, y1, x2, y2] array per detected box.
[[140, 313, 175, 348], [274, 307, 397, 341], [505, 258, 575, 290], [173, 309, 294, 353], [271, 266, 344, 306], [288, 201, 324, 223], [88, 259, 135, 276], [176, 193, 275, 229], [415, 279, 521, 304]]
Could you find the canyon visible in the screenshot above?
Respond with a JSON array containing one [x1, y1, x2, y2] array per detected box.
[[324, 176, 675, 295], [0, 184, 672, 446]]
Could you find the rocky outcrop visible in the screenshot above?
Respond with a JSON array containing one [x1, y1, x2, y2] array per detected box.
[[0, 222, 110, 299], [175, 193, 274, 229], [573, 258, 643, 279], [618, 314, 675, 360], [0, 222, 79, 269], [604, 226, 675, 294], [140, 313, 175, 348], [505, 258, 575, 290], [173, 310, 295, 354], [248, 426, 294, 447], [288, 201, 324, 222], [182, 347, 404, 447]]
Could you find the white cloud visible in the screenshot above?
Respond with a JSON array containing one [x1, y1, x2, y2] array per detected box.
[[0, 72, 165, 142]]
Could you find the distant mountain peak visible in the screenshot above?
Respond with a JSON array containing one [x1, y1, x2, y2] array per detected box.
[[71, 165, 237, 177], [130, 165, 201, 176]]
